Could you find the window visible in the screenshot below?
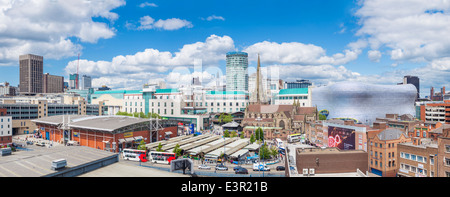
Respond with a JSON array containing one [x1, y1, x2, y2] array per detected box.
[[445, 158, 450, 166], [446, 145, 450, 153]]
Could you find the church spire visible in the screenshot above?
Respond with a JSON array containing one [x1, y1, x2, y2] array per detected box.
[[256, 53, 261, 104]]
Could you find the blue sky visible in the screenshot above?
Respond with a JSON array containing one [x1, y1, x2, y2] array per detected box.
[[1, 0, 449, 97]]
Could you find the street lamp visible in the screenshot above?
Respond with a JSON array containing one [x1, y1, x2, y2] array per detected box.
[[255, 117, 265, 177]]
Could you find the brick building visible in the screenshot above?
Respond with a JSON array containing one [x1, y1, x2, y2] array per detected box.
[[295, 147, 368, 175], [241, 104, 317, 141], [437, 125, 450, 177], [397, 138, 438, 177], [367, 126, 411, 177], [32, 115, 164, 152]]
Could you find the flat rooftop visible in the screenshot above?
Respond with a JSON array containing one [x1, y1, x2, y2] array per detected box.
[[0, 141, 117, 177]]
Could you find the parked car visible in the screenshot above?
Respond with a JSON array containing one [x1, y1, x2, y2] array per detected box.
[[215, 164, 228, 171], [35, 142, 45, 147], [276, 166, 285, 171], [253, 163, 270, 171], [198, 164, 211, 170], [233, 166, 244, 171], [235, 167, 248, 174]]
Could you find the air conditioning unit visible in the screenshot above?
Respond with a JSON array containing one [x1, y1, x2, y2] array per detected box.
[[309, 168, 315, 176], [303, 168, 309, 176]]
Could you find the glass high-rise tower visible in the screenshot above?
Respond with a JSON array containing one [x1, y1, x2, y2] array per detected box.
[[226, 52, 248, 92]]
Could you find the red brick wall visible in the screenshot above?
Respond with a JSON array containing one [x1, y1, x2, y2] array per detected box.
[[296, 149, 368, 174], [158, 126, 178, 139], [36, 123, 152, 152]]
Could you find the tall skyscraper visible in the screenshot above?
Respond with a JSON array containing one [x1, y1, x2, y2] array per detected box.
[[402, 75, 420, 100], [226, 52, 248, 92], [43, 73, 64, 93], [69, 73, 79, 89], [81, 75, 92, 90], [19, 54, 43, 95]]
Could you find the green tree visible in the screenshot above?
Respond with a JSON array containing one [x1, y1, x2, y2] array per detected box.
[[218, 113, 233, 124], [173, 144, 182, 157], [255, 127, 264, 141], [155, 142, 164, 152], [231, 131, 237, 138], [137, 140, 146, 151], [250, 134, 256, 144], [259, 143, 270, 160], [223, 130, 230, 137], [270, 146, 279, 158], [222, 114, 233, 123]]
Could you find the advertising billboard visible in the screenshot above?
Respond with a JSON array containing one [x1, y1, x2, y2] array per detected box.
[[327, 126, 355, 150]]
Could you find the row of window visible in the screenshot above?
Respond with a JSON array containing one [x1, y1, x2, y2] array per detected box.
[[400, 152, 428, 164], [400, 163, 429, 176], [371, 141, 396, 148], [371, 159, 396, 168], [276, 96, 308, 100]]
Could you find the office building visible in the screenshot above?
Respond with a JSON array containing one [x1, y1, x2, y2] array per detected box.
[[81, 75, 92, 90], [69, 74, 79, 89], [401, 75, 420, 100], [0, 100, 101, 135], [0, 108, 12, 147], [226, 52, 248, 92], [367, 125, 411, 177], [204, 91, 249, 114], [19, 54, 43, 95], [274, 87, 312, 107], [419, 100, 450, 124], [397, 138, 438, 177], [43, 73, 64, 93], [284, 79, 313, 89], [0, 82, 16, 96]]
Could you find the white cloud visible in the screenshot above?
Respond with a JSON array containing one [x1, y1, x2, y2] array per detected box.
[[64, 35, 235, 88], [354, 0, 450, 62], [0, 0, 125, 65], [136, 15, 193, 31], [204, 15, 225, 21], [367, 50, 382, 62], [139, 2, 158, 8], [244, 41, 360, 65]]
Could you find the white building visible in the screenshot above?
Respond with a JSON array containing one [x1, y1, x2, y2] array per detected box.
[[204, 90, 249, 113], [0, 115, 12, 146], [149, 89, 184, 116], [123, 90, 145, 114], [274, 87, 312, 107]]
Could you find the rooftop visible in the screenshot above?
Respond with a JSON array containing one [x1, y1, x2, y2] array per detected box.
[[32, 115, 151, 133], [155, 89, 179, 94], [207, 90, 247, 95], [278, 88, 309, 95]]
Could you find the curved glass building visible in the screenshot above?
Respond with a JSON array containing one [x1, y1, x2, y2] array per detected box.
[[312, 82, 417, 125]]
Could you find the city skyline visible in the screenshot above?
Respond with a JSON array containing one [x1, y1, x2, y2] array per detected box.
[[0, 0, 449, 97]]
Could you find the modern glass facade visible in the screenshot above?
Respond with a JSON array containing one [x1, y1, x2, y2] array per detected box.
[[226, 52, 248, 92]]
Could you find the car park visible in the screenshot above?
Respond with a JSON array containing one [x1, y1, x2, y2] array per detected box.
[[215, 164, 228, 171], [198, 164, 211, 170]]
